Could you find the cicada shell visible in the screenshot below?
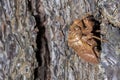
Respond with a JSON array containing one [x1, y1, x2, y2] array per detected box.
[[68, 15, 100, 64]]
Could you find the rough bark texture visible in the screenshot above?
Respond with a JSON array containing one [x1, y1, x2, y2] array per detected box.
[[0, 0, 120, 80], [0, 0, 37, 80]]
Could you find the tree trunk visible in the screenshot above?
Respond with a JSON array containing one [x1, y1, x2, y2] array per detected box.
[[0, 0, 37, 80], [0, 0, 120, 80]]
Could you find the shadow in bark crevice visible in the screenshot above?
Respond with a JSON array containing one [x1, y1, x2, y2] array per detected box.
[[33, 15, 50, 80], [93, 19, 101, 51]]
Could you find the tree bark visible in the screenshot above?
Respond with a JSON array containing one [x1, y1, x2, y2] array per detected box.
[[0, 0, 120, 80], [0, 0, 37, 80]]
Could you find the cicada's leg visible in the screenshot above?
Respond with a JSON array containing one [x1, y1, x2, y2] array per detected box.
[[92, 36, 108, 42], [82, 34, 97, 47], [93, 47, 100, 59]]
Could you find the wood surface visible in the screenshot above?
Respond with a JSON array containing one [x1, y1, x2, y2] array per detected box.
[[0, 0, 120, 80]]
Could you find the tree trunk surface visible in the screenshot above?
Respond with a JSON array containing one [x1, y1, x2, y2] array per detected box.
[[0, 0, 120, 80]]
